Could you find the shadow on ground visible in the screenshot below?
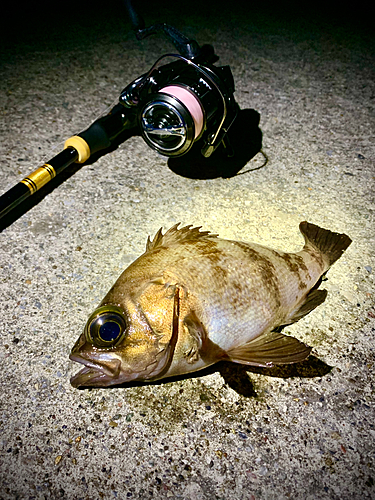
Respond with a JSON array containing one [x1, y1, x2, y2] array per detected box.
[[168, 109, 264, 179], [74, 355, 332, 398]]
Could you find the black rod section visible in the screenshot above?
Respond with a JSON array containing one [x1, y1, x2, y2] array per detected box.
[[0, 103, 135, 222], [0, 147, 78, 220]]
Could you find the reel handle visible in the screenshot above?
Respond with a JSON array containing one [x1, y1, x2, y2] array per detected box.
[[124, 0, 200, 59], [123, 0, 145, 33]]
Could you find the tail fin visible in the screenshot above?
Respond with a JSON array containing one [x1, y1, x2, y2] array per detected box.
[[299, 221, 352, 268]]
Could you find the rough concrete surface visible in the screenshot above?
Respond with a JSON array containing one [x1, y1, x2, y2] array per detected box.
[[0, 1, 374, 499]]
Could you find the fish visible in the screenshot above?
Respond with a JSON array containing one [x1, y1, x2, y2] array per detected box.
[[70, 221, 351, 388]]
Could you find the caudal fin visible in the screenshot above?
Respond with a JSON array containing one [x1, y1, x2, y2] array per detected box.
[[299, 221, 352, 268]]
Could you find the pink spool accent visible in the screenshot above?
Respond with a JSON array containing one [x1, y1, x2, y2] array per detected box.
[[160, 85, 204, 139]]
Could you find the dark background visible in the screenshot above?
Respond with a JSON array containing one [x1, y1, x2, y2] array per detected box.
[[1, 0, 373, 43]]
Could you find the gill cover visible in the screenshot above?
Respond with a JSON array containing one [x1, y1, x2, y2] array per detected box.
[[85, 305, 127, 347]]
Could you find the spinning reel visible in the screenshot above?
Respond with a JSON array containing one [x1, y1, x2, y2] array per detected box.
[[0, 0, 240, 221], [119, 51, 238, 158], [119, 0, 238, 158]]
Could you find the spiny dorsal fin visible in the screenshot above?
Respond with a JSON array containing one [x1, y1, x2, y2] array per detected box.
[[299, 221, 352, 268], [146, 224, 218, 252]]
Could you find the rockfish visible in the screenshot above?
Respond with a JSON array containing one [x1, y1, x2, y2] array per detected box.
[[70, 221, 351, 388]]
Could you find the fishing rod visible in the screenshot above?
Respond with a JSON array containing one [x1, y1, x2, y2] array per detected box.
[[0, 104, 136, 220], [0, 0, 239, 222]]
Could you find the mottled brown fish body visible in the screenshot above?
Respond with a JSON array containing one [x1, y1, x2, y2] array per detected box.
[[70, 222, 351, 388]]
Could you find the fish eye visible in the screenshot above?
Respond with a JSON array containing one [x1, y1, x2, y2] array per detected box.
[[85, 305, 127, 347]]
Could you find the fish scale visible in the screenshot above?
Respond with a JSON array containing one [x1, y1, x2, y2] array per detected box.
[[70, 221, 352, 387]]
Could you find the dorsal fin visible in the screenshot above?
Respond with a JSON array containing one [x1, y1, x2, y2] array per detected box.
[[146, 224, 218, 252]]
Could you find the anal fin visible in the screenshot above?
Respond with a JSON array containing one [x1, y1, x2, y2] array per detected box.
[[226, 330, 312, 368], [287, 289, 327, 325]]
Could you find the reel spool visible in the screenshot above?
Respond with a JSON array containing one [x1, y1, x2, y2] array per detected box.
[[140, 84, 204, 156]]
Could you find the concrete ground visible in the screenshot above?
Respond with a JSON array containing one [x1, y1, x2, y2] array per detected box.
[[0, 1, 374, 498]]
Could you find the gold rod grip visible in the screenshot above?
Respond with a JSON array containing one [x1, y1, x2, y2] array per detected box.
[[64, 136, 90, 163], [20, 164, 56, 194]]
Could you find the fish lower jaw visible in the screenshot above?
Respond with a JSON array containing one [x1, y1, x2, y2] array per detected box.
[[69, 354, 123, 388], [70, 365, 105, 388]]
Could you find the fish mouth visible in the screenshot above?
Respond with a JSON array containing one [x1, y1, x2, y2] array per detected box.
[[69, 354, 124, 388]]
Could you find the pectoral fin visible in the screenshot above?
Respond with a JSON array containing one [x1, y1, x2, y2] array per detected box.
[[226, 330, 312, 368], [183, 310, 227, 364]]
